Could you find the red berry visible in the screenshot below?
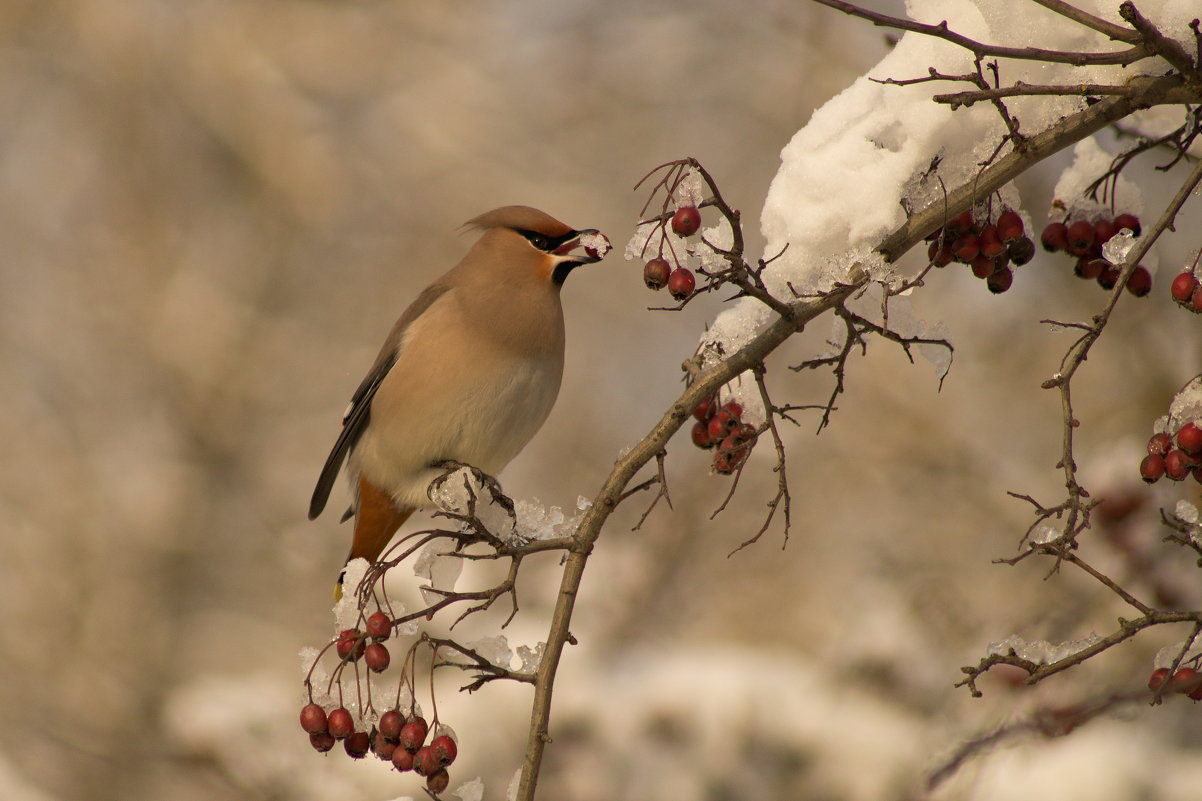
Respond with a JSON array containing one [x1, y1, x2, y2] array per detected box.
[[413, 745, 439, 777], [1097, 266, 1120, 290], [1125, 266, 1152, 296], [1178, 422, 1202, 454], [1165, 449, 1194, 481], [366, 611, 391, 640], [1148, 432, 1173, 456], [986, 266, 1013, 294], [997, 209, 1024, 242], [707, 410, 736, 441], [1066, 220, 1095, 254], [372, 730, 398, 760], [310, 731, 336, 753], [713, 444, 749, 474], [691, 420, 713, 449], [430, 734, 458, 767], [720, 401, 743, 420], [365, 642, 390, 673], [1074, 257, 1104, 279], [1170, 271, 1199, 303], [1171, 667, 1201, 694], [1113, 213, 1141, 236], [426, 769, 451, 794], [300, 703, 328, 734], [336, 629, 365, 662], [399, 716, 429, 751], [344, 730, 370, 759], [946, 209, 974, 238], [970, 254, 996, 279], [693, 394, 717, 421], [391, 744, 415, 771], [1093, 218, 1116, 244], [671, 206, 701, 237], [1149, 667, 1171, 691], [667, 267, 695, 300], [379, 709, 402, 740], [1139, 453, 1165, 483], [643, 257, 671, 290], [1192, 285, 1202, 313], [327, 707, 355, 740], [1007, 236, 1035, 266], [979, 225, 1006, 258], [1040, 222, 1068, 252], [928, 240, 953, 267], [952, 235, 979, 262]]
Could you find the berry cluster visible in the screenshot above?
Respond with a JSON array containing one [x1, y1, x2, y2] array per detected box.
[[642, 205, 702, 301], [1141, 420, 1202, 484], [303, 611, 460, 794], [1170, 266, 1202, 313], [1148, 664, 1202, 700], [689, 394, 756, 474], [926, 207, 1035, 294], [1038, 213, 1151, 295]]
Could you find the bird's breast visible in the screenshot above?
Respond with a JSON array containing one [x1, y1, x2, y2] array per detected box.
[[350, 343, 563, 508]]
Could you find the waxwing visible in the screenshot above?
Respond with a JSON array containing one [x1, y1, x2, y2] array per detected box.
[[309, 206, 608, 594]]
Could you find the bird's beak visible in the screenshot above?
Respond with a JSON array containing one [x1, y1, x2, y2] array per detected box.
[[553, 228, 610, 264]]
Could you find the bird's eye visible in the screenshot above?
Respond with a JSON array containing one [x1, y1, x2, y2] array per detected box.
[[527, 233, 550, 251]]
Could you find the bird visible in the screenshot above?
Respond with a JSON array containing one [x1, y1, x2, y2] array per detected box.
[[308, 205, 608, 595]]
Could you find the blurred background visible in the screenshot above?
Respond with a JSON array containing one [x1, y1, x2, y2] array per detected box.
[[4, 1, 1202, 799]]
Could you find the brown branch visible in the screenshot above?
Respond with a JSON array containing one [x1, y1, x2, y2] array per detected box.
[[812, 0, 1151, 65], [1119, 1, 1200, 78], [515, 68, 1202, 801], [1028, 0, 1141, 44], [935, 81, 1137, 108]]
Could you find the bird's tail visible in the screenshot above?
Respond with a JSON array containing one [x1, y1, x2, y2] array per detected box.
[[334, 476, 415, 600]]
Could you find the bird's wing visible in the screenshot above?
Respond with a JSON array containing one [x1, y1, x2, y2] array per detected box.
[[308, 282, 452, 520]]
